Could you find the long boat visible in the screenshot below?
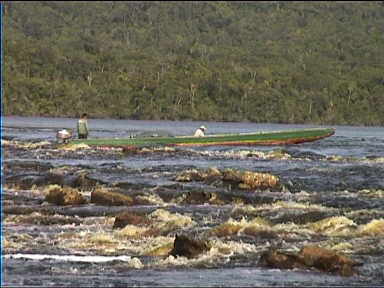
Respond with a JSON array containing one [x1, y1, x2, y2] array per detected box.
[[71, 128, 335, 148]]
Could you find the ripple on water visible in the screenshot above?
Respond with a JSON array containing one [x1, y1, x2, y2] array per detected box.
[[3, 122, 384, 286]]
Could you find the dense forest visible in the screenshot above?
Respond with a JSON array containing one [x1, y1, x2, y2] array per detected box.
[[3, 1, 384, 125]]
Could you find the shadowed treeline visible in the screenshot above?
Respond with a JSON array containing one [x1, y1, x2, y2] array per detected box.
[[3, 1, 384, 125]]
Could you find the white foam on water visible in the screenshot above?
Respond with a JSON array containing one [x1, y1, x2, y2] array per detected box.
[[4, 253, 138, 264], [151, 238, 262, 269], [196, 149, 293, 160]]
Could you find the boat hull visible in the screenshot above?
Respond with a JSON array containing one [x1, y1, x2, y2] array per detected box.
[[72, 128, 335, 148], [171, 132, 334, 147]]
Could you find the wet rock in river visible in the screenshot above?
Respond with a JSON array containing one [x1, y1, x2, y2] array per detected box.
[[170, 234, 211, 259], [258, 249, 305, 270], [258, 245, 361, 277], [175, 167, 221, 183], [175, 168, 280, 191], [113, 211, 151, 229], [91, 188, 134, 206], [182, 190, 217, 205], [151, 186, 185, 203], [222, 169, 279, 190], [209, 217, 272, 238], [298, 245, 361, 277], [71, 172, 101, 190], [44, 185, 87, 205]]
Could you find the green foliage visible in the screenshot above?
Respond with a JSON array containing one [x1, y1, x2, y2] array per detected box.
[[3, 1, 384, 125]]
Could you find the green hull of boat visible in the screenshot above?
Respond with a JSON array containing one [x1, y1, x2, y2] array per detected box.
[[72, 128, 335, 148]]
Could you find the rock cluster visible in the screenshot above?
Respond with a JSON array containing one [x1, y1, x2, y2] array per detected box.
[[259, 245, 361, 277], [44, 185, 86, 205], [175, 168, 280, 190], [170, 234, 211, 259]]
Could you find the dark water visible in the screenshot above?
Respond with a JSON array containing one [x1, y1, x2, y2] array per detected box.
[[2, 116, 384, 287]]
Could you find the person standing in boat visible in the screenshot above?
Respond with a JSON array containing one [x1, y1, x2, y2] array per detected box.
[[194, 125, 207, 137], [77, 113, 89, 139]]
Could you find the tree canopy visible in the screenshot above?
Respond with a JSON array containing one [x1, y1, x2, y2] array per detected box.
[[3, 1, 384, 125]]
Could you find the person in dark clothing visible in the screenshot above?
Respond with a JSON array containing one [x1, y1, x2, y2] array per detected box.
[[77, 113, 89, 139]]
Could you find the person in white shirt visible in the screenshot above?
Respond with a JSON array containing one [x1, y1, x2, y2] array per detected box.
[[56, 129, 72, 143], [194, 125, 207, 137]]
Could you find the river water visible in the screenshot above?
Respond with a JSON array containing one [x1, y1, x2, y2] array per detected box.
[[2, 116, 384, 287]]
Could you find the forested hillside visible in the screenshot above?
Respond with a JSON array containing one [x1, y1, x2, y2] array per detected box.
[[3, 1, 384, 125]]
